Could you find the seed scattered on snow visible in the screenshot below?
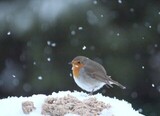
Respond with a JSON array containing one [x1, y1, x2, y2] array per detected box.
[[41, 95, 109, 116], [22, 101, 36, 114]]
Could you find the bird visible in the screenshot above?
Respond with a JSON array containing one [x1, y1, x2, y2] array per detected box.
[[69, 56, 126, 94]]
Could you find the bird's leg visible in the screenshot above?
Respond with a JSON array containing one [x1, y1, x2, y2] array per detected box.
[[89, 89, 94, 95], [105, 84, 110, 88]]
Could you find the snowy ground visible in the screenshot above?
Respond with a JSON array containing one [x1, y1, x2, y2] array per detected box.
[[0, 91, 144, 116]]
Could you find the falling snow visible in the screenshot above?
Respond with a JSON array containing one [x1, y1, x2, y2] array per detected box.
[[51, 43, 56, 47], [38, 76, 43, 80], [93, 0, 97, 5], [69, 73, 72, 77], [47, 57, 51, 62], [47, 41, 51, 45], [157, 86, 160, 92], [118, 0, 122, 4], [7, 31, 11, 35], [100, 14, 104, 18], [131, 92, 138, 99], [12, 75, 16, 78], [117, 33, 120, 36], [130, 8, 134, 12], [47, 41, 56, 47], [154, 44, 158, 47], [23, 83, 32, 92], [82, 45, 86, 50], [0, 1, 158, 115], [71, 30, 76, 35], [33, 61, 36, 65], [78, 27, 83, 30]]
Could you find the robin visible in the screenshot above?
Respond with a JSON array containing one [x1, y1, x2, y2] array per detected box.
[[69, 56, 126, 94]]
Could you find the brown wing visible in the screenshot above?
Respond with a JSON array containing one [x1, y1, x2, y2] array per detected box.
[[84, 59, 113, 87]]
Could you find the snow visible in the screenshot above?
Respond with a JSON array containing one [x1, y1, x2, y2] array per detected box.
[[71, 30, 76, 35], [47, 57, 51, 62], [152, 84, 155, 87], [51, 43, 56, 47], [0, 91, 144, 116], [78, 27, 83, 30], [37, 76, 43, 80], [93, 0, 97, 5], [47, 41, 56, 47], [154, 44, 158, 47], [33, 61, 36, 65], [142, 66, 144, 69], [131, 92, 138, 99], [100, 14, 104, 18], [47, 41, 51, 45], [12, 74, 16, 78], [118, 0, 122, 4], [117, 33, 120, 36], [130, 8, 134, 12], [157, 86, 160, 92], [7, 31, 11, 35], [69, 73, 72, 77], [23, 83, 32, 92], [82, 45, 86, 50], [138, 108, 143, 113]]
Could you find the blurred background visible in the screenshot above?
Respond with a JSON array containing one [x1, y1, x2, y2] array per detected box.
[[0, 0, 160, 115]]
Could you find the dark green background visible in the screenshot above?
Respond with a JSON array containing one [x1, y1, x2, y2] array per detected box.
[[0, 0, 160, 115]]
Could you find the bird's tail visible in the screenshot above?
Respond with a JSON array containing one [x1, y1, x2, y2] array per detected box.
[[109, 79, 126, 89]]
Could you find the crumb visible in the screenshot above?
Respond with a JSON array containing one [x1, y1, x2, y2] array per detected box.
[[22, 101, 36, 114], [41, 94, 111, 116]]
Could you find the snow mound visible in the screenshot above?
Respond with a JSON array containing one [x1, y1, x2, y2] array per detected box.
[[42, 94, 110, 115], [0, 91, 144, 116]]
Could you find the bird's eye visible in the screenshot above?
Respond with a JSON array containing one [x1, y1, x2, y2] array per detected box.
[[77, 61, 81, 64]]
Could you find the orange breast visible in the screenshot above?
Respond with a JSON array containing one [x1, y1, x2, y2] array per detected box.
[[72, 64, 84, 78]]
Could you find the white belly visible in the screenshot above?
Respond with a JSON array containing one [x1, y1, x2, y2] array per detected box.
[[73, 75, 105, 92]]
